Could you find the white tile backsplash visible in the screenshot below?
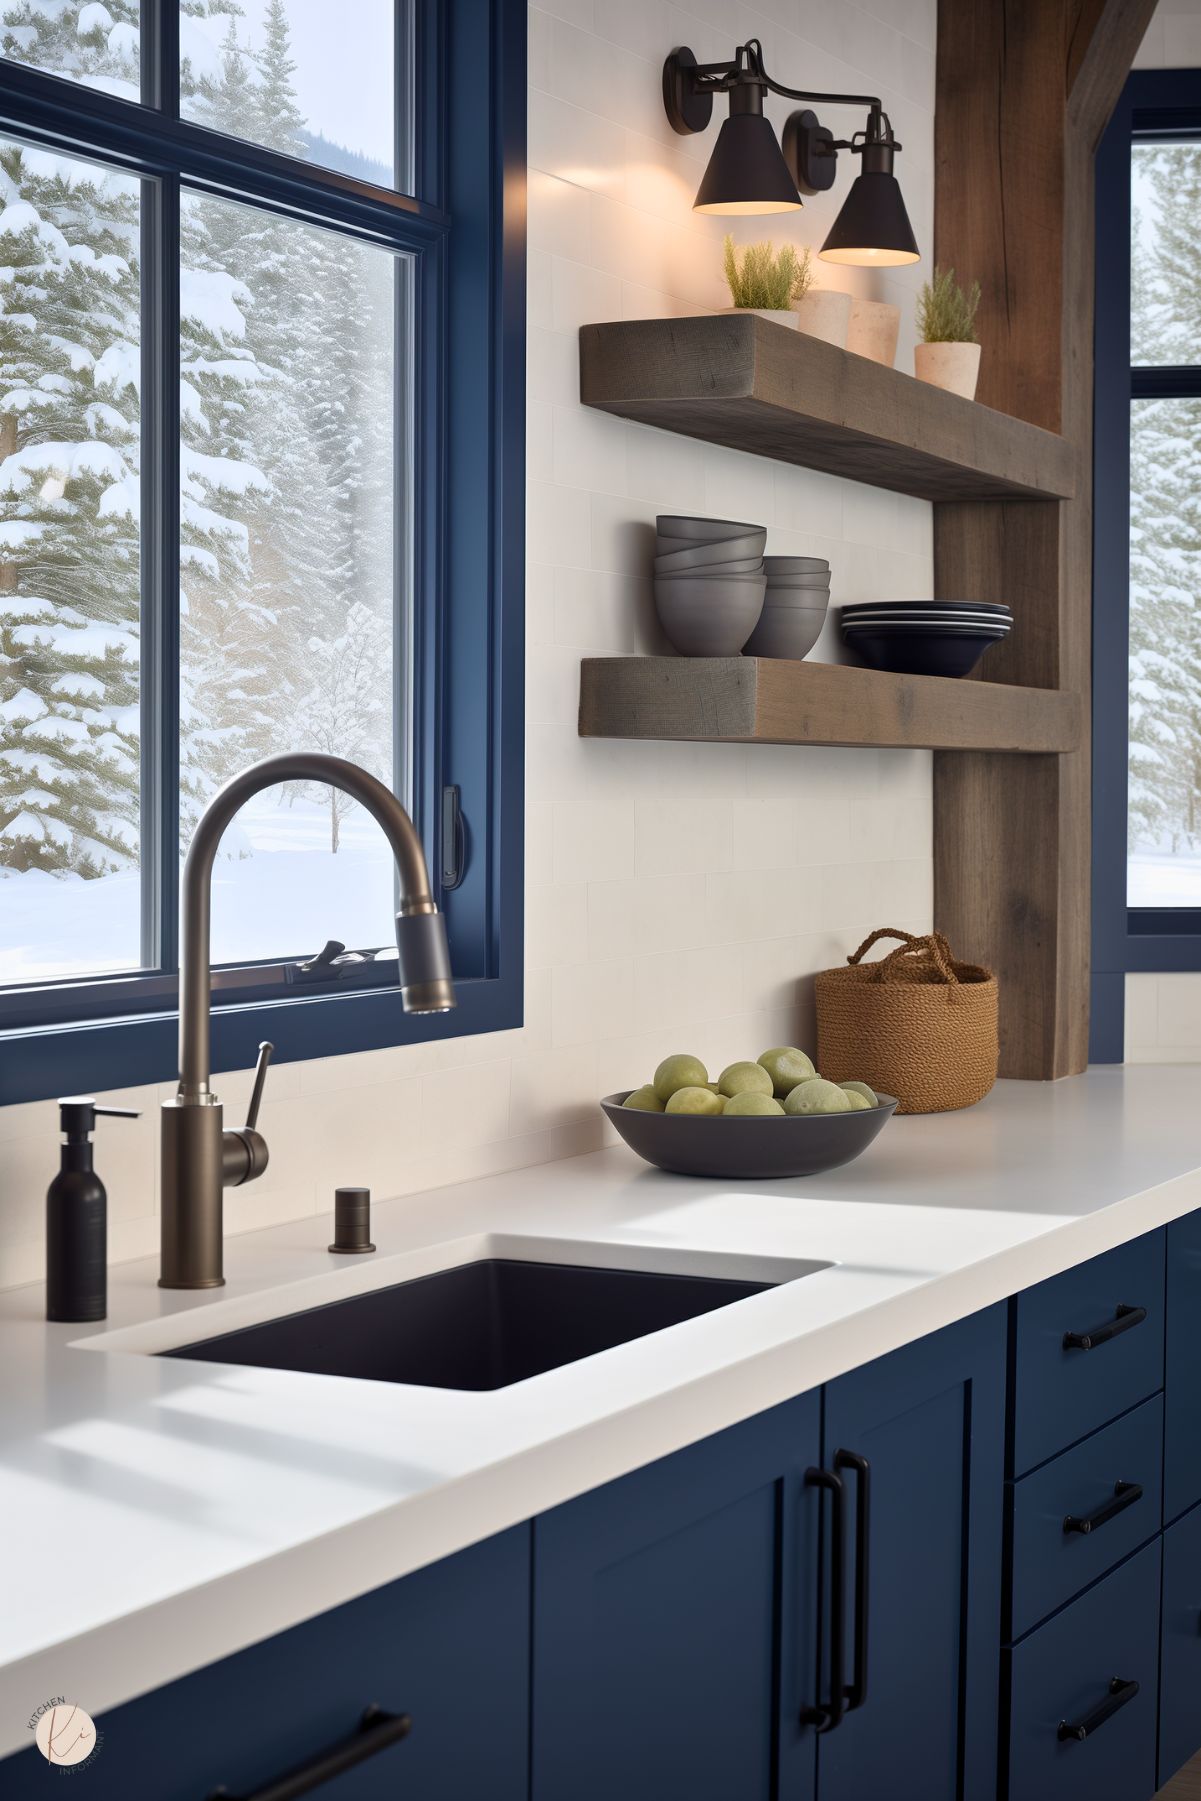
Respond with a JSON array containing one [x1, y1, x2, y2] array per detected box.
[[0, 0, 939, 1288]]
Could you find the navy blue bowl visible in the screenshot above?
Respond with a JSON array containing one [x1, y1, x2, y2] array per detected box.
[[843, 627, 1005, 678]]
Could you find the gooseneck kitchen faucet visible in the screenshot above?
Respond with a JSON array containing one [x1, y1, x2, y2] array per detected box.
[[160, 753, 455, 1289]]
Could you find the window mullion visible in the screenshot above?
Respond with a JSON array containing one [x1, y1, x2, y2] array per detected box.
[[139, 171, 181, 976]]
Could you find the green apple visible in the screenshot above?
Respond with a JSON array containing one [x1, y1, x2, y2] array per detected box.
[[843, 1091, 871, 1111], [783, 1078, 852, 1115], [757, 1046, 817, 1096], [653, 1053, 709, 1103], [623, 1084, 664, 1112], [665, 1085, 726, 1116], [718, 1060, 773, 1099], [839, 1080, 878, 1107], [723, 1091, 785, 1117]]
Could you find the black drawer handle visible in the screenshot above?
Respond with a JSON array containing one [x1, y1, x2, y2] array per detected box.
[[208, 1705, 410, 1801], [800, 1465, 847, 1734], [835, 1448, 871, 1714], [1058, 1677, 1140, 1743], [1063, 1304, 1147, 1351], [1064, 1480, 1144, 1536]]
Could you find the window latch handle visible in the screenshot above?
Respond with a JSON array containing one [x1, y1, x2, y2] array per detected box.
[[442, 785, 466, 890]]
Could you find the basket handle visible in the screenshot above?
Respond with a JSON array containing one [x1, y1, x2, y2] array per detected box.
[[847, 928, 960, 986]]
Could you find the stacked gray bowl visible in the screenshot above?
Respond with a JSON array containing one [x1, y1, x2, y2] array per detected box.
[[654, 515, 767, 656], [743, 556, 831, 660]]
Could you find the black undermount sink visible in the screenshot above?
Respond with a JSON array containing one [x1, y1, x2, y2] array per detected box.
[[164, 1258, 774, 1392]]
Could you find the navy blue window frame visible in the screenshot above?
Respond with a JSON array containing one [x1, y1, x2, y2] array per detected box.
[[0, 0, 525, 1105], [1092, 68, 1201, 1061]]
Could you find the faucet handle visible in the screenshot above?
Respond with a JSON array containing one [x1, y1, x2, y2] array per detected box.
[[244, 1041, 273, 1132]]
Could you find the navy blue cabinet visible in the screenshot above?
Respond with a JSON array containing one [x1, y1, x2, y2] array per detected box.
[[1006, 1538, 1161, 1801], [532, 1394, 821, 1801], [811, 1306, 1007, 1801], [0, 1527, 530, 1801], [1160, 1500, 1201, 1788], [1166, 1210, 1201, 1523]]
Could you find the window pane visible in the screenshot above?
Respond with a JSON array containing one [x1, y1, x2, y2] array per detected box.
[[180, 0, 405, 191], [0, 139, 142, 984], [1132, 141, 1201, 366], [1128, 395, 1201, 907], [179, 192, 404, 966], [1, 1, 142, 100]]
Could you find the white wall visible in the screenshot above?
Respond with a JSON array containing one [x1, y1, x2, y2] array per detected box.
[[0, 1, 937, 1290], [1133, 0, 1201, 68], [1125, 0, 1201, 1062]]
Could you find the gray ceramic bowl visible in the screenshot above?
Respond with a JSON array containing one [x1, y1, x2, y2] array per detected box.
[[602, 1091, 898, 1179], [655, 565, 767, 583], [654, 544, 765, 575], [656, 515, 766, 546], [743, 602, 827, 660], [765, 572, 834, 590], [654, 578, 765, 655], [764, 555, 830, 574]]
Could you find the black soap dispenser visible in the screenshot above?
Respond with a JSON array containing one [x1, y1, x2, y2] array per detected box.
[[46, 1097, 140, 1323]]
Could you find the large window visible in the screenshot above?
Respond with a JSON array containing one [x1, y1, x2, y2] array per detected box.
[[1093, 70, 1201, 1055], [0, 1, 524, 1103]]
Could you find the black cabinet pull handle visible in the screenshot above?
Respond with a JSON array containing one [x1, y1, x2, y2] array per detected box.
[[835, 1449, 871, 1714], [1063, 1304, 1146, 1351], [1058, 1677, 1140, 1743], [1063, 1480, 1144, 1536], [207, 1705, 411, 1801], [800, 1466, 846, 1734]]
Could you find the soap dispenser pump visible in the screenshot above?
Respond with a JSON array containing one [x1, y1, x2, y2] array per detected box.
[[47, 1097, 140, 1323]]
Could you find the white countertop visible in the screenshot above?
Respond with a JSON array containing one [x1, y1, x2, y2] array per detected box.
[[3, 1063, 1201, 1756]]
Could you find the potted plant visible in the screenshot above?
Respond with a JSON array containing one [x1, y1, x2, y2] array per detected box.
[[721, 236, 808, 328], [795, 269, 854, 347], [914, 266, 982, 399], [847, 297, 900, 366]]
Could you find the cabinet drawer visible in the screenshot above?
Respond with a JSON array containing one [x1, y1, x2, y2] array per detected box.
[[0, 1528, 530, 1801], [1005, 1538, 1161, 1801], [1008, 1394, 1163, 1640], [1011, 1230, 1165, 1476], [1160, 1502, 1201, 1789]]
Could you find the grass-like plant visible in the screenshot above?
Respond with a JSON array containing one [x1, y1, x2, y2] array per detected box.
[[722, 235, 813, 310], [916, 266, 981, 343]]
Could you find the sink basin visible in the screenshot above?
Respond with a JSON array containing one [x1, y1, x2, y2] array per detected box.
[[164, 1257, 775, 1392]]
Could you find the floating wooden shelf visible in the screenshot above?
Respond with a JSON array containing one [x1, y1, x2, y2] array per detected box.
[[579, 316, 1076, 504], [579, 658, 1082, 754]]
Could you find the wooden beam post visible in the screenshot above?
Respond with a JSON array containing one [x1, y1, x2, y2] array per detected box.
[[932, 0, 1156, 1078]]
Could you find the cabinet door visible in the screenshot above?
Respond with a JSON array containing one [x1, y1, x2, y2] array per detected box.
[[1160, 1500, 1201, 1787], [532, 1394, 821, 1801], [1166, 1209, 1201, 1522], [0, 1527, 530, 1801], [815, 1306, 1007, 1801]]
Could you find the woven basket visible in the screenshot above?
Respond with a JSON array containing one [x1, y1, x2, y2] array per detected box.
[[815, 928, 998, 1115]]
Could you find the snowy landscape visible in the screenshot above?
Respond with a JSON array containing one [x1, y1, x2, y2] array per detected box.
[[1128, 143, 1201, 908], [0, 1, 401, 982]]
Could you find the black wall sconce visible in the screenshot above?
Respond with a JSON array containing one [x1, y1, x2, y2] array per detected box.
[[663, 38, 919, 267]]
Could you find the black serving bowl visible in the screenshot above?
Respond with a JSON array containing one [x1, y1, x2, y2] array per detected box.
[[843, 626, 1006, 679], [601, 1092, 898, 1180]]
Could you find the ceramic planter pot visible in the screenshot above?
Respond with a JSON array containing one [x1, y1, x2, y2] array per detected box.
[[718, 306, 797, 329], [847, 298, 900, 367], [915, 341, 982, 401], [794, 289, 852, 347]]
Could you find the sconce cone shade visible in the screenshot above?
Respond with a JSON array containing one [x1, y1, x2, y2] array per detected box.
[[694, 113, 803, 215], [820, 170, 920, 266]]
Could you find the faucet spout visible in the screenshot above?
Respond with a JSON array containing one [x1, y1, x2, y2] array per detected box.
[[162, 754, 454, 1288]]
